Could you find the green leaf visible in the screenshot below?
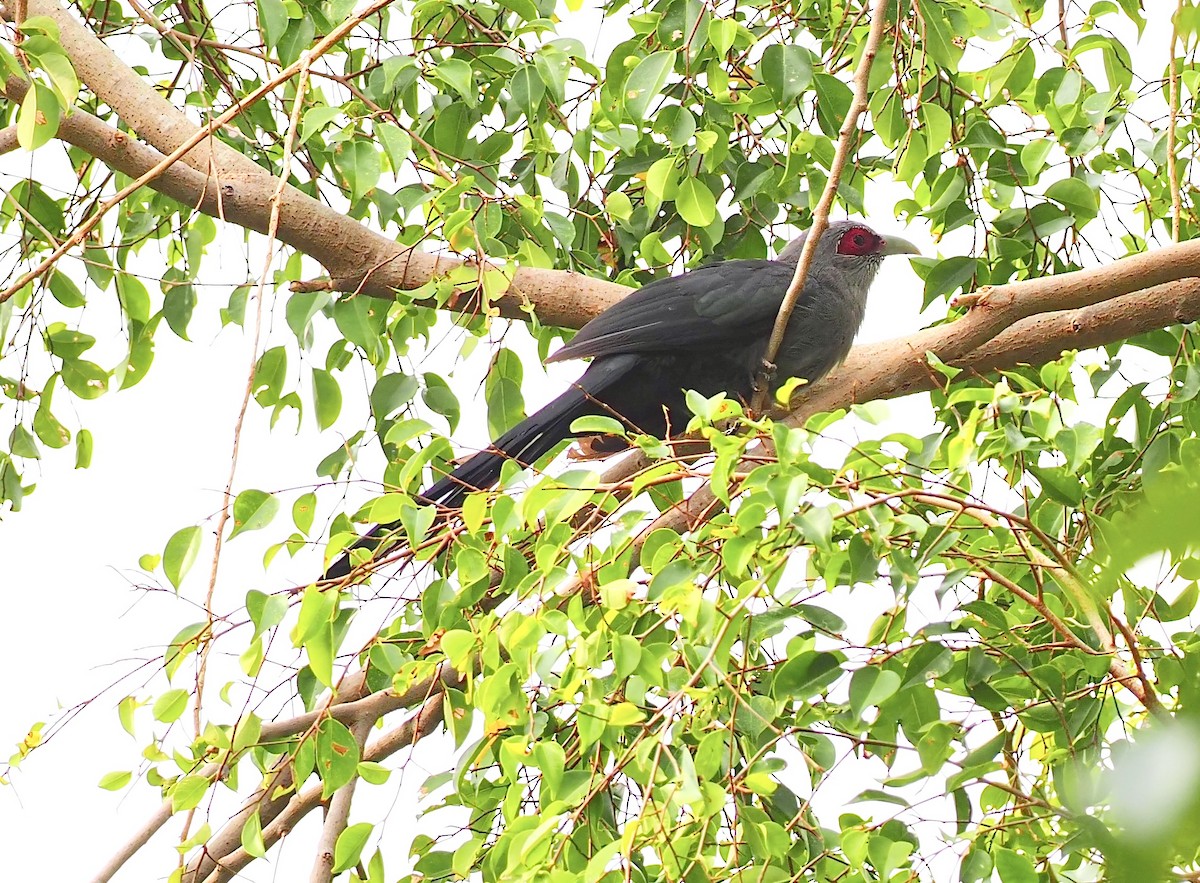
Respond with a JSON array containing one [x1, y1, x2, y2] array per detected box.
[[371, 372, 418, 422], [922, 256, 980, 304], [17, 81, 61, 151], [48, 270, 85, 307], [116, 275, 152, 324], [286, 290, 332, 347], [917, 0, 963, 68], [229, 489, 280, 539], [623, 51, 675, 123], [993, 848, 1037, 883], [707, 18, 738, 56], [163, 283, 197, 340], [335, 140, 382, 203], [257, 0, 287, 49], [171, 774, 210, 812], [98, 771, 132, 791], [60, 358, 108, 399], [33, 375, 70, 449], [312, 369, 342, 430], [316, 718, 360, 797], [10, 425, 39, 459], [758, 44, 812, 106], [433, 58, 474, 99], [1045, 176, 1099, 223], [773, 651, 842, 699], [152, 688, 189, 723], [241, 811, 266, 859], [75, 428, 92, 469], [848, 667, 902, 718], [675, 178, 717, 227], [422, 373, 460, 432], [293, 492, 316, 534], [163, 526, 202, 589], [376, 122, 412, 171], [605, 190, 633, 221], [1021, 139, 1054, 177], [333, 822, 374, 873]]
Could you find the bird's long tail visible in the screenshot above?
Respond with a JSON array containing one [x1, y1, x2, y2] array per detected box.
[[322, 357, 632, 580]]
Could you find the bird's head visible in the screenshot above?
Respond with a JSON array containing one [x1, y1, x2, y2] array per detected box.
[[777, 220, 919, 290]]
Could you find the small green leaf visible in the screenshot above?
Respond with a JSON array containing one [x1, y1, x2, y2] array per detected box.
[[75, 428, 92, 469], [312, 369, 343, 430], [171, 774, 210, 812], [333, 822, 374, 873], [164, 525, 202, 589], [99, 770, 132, 790], [335, 140, 381, 203], [163, 283, 197, 340], [758, 44, 812, 106], [371, 372, 418, 422], [1045, 177, 1099, 223], [152, 688, 189, 723], [256, 0, 287, 49], [248, 589, 288, 638], [707, 18, 738, 55], [293, 492, 317, 534], [229, 489, 280, 539], [17, 81, 61, 151], [241, 811, 266, 858], [316, 718, 360, 797], [605, 190, 633, 222], [433, 58, 474, 99], [623, 50, 675, 123], [917, 0, 963, 68], [675, 178, 717, 226]]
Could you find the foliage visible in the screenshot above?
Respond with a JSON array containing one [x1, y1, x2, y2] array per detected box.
[[4, 0, 1200, 881]]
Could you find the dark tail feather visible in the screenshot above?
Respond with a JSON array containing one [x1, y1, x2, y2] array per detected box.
[[322, 358, 632, 580], [419, 382, 593, 509]]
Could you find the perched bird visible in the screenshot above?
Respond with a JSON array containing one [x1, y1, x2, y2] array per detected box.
[[325, 220, 917, 578]]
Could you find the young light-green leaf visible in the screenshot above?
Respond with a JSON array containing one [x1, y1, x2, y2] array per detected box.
[[163, 525, 202, 589], [623, 50, 675, 123], [229, 489, 279, 539]]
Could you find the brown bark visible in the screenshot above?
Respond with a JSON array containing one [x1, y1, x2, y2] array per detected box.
[[7, 0, 629, 326]]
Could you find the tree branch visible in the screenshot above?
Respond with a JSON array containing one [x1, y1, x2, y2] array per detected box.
[[197, 691, 450, 883], [184, 666, 462, 882], [88, 762, 221, 883], [752, 0, 891, 411], [624, 277, 1200, 562], [8, 0, 629, 325], [308, 717, 372, 883]]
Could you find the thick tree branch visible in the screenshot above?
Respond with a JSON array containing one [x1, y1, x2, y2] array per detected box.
[[8, 0, 629, 325], [89, 762, 221, 883], [92, 671, 367, 883], [197, 690, 452, 883], [628, 277, 1200, 572], [184, 666, 461, 883], [308, 717, 372, 883]]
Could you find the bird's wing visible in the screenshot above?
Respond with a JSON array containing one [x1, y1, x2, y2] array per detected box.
[[546, 260, 797, 363]]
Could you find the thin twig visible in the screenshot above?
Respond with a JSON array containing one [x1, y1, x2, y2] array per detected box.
[[198, 693, 448, 883], [1168, 0, 1184, 241], [188, 55, 313, 860], [0, 0, 394, 304], [751, 0, 893, 413]]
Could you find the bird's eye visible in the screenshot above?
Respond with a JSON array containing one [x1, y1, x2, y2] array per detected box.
[[836, 226, 877, 256]]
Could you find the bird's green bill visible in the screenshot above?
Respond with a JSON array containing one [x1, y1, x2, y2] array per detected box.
[[881, 235, 921, 257]]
